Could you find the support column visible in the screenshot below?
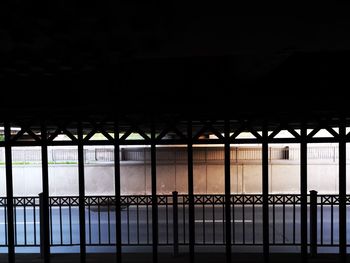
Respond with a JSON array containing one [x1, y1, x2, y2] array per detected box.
[[4, 122, 15, 263], [300, 124, 308, 262], [114, 122, 122, 263], [262, 126, 269, 263], [41, 123, 50, 263], [151, 124, 158, 263], [78, 123, 86, 263], [224, 120, 232, 263], [339, 120, 346, 263], [188, 121, 195, 263]]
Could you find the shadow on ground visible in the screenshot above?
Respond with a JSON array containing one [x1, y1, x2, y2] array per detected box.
[[1, 253, 345, 263]]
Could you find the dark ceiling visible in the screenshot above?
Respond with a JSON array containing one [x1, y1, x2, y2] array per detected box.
[[1, 3, 350, 123]]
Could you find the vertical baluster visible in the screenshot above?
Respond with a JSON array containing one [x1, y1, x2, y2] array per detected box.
[[253, 199, 255, 244], [283, 196, 286, 244], [202, 199, 205, 244], [166, 198, 169, 244], [50, 205, 53, 246], [98, 201, 101, 245], [223, 199, 225, 244], [331, 197, 334, 246], [273, 200, 275, 244], [127, 203, 130, 244], [293, 196, 296, 245], [69, 203, 72, 245], [33, 201, 36, 245], [88, 202, 91, 244], [14, 206, 17, 246], [183, 199, 186, 244], [24, 205, 27, 245], [321, 198, 323, 246], [107, 199, 110, 245], [59, 203, 63, 245], [232, 198, 235, 245], [243, 199, 245, 244], [137, 203, 140, 244], [212, 201, 215, 244], [4, 205, 7, 246], [146, 203, 149, 244]]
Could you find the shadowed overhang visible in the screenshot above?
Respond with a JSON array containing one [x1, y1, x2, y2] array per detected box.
[[0, 3, 350, 127]]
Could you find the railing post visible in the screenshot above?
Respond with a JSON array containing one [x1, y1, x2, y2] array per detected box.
[[339, 120, 347, 263], [300, 124, 308, 263], [114, 122, 122, 263], [41, 123, 50, 263], [187, 120, 195, 263], [151, 123, 158, 263], [5, 121, 15, 263], [78, 123, 86, 263], [262, 126, 269, 263], [309, 190, 318, 257], [172, 191, 179, 257], [39, 192, 44, 258], [224, 119, 232, 263]]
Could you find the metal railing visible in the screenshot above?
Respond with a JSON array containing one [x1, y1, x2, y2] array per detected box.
[[0, 192, 347, 255]]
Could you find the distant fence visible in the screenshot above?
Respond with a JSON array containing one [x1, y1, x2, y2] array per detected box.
[[0, 146, 344, 164]]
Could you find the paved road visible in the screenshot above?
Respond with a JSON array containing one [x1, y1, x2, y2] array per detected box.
[[0, 205, 347, 253]]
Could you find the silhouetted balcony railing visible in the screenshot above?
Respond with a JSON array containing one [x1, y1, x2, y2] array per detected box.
[[0, 193, 346, 252]]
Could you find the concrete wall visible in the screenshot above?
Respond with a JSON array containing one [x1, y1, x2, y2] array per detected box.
[[0, 162, 348, 196]]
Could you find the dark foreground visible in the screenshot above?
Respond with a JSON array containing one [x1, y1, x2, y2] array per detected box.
[[0, 253, 346, 263]]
